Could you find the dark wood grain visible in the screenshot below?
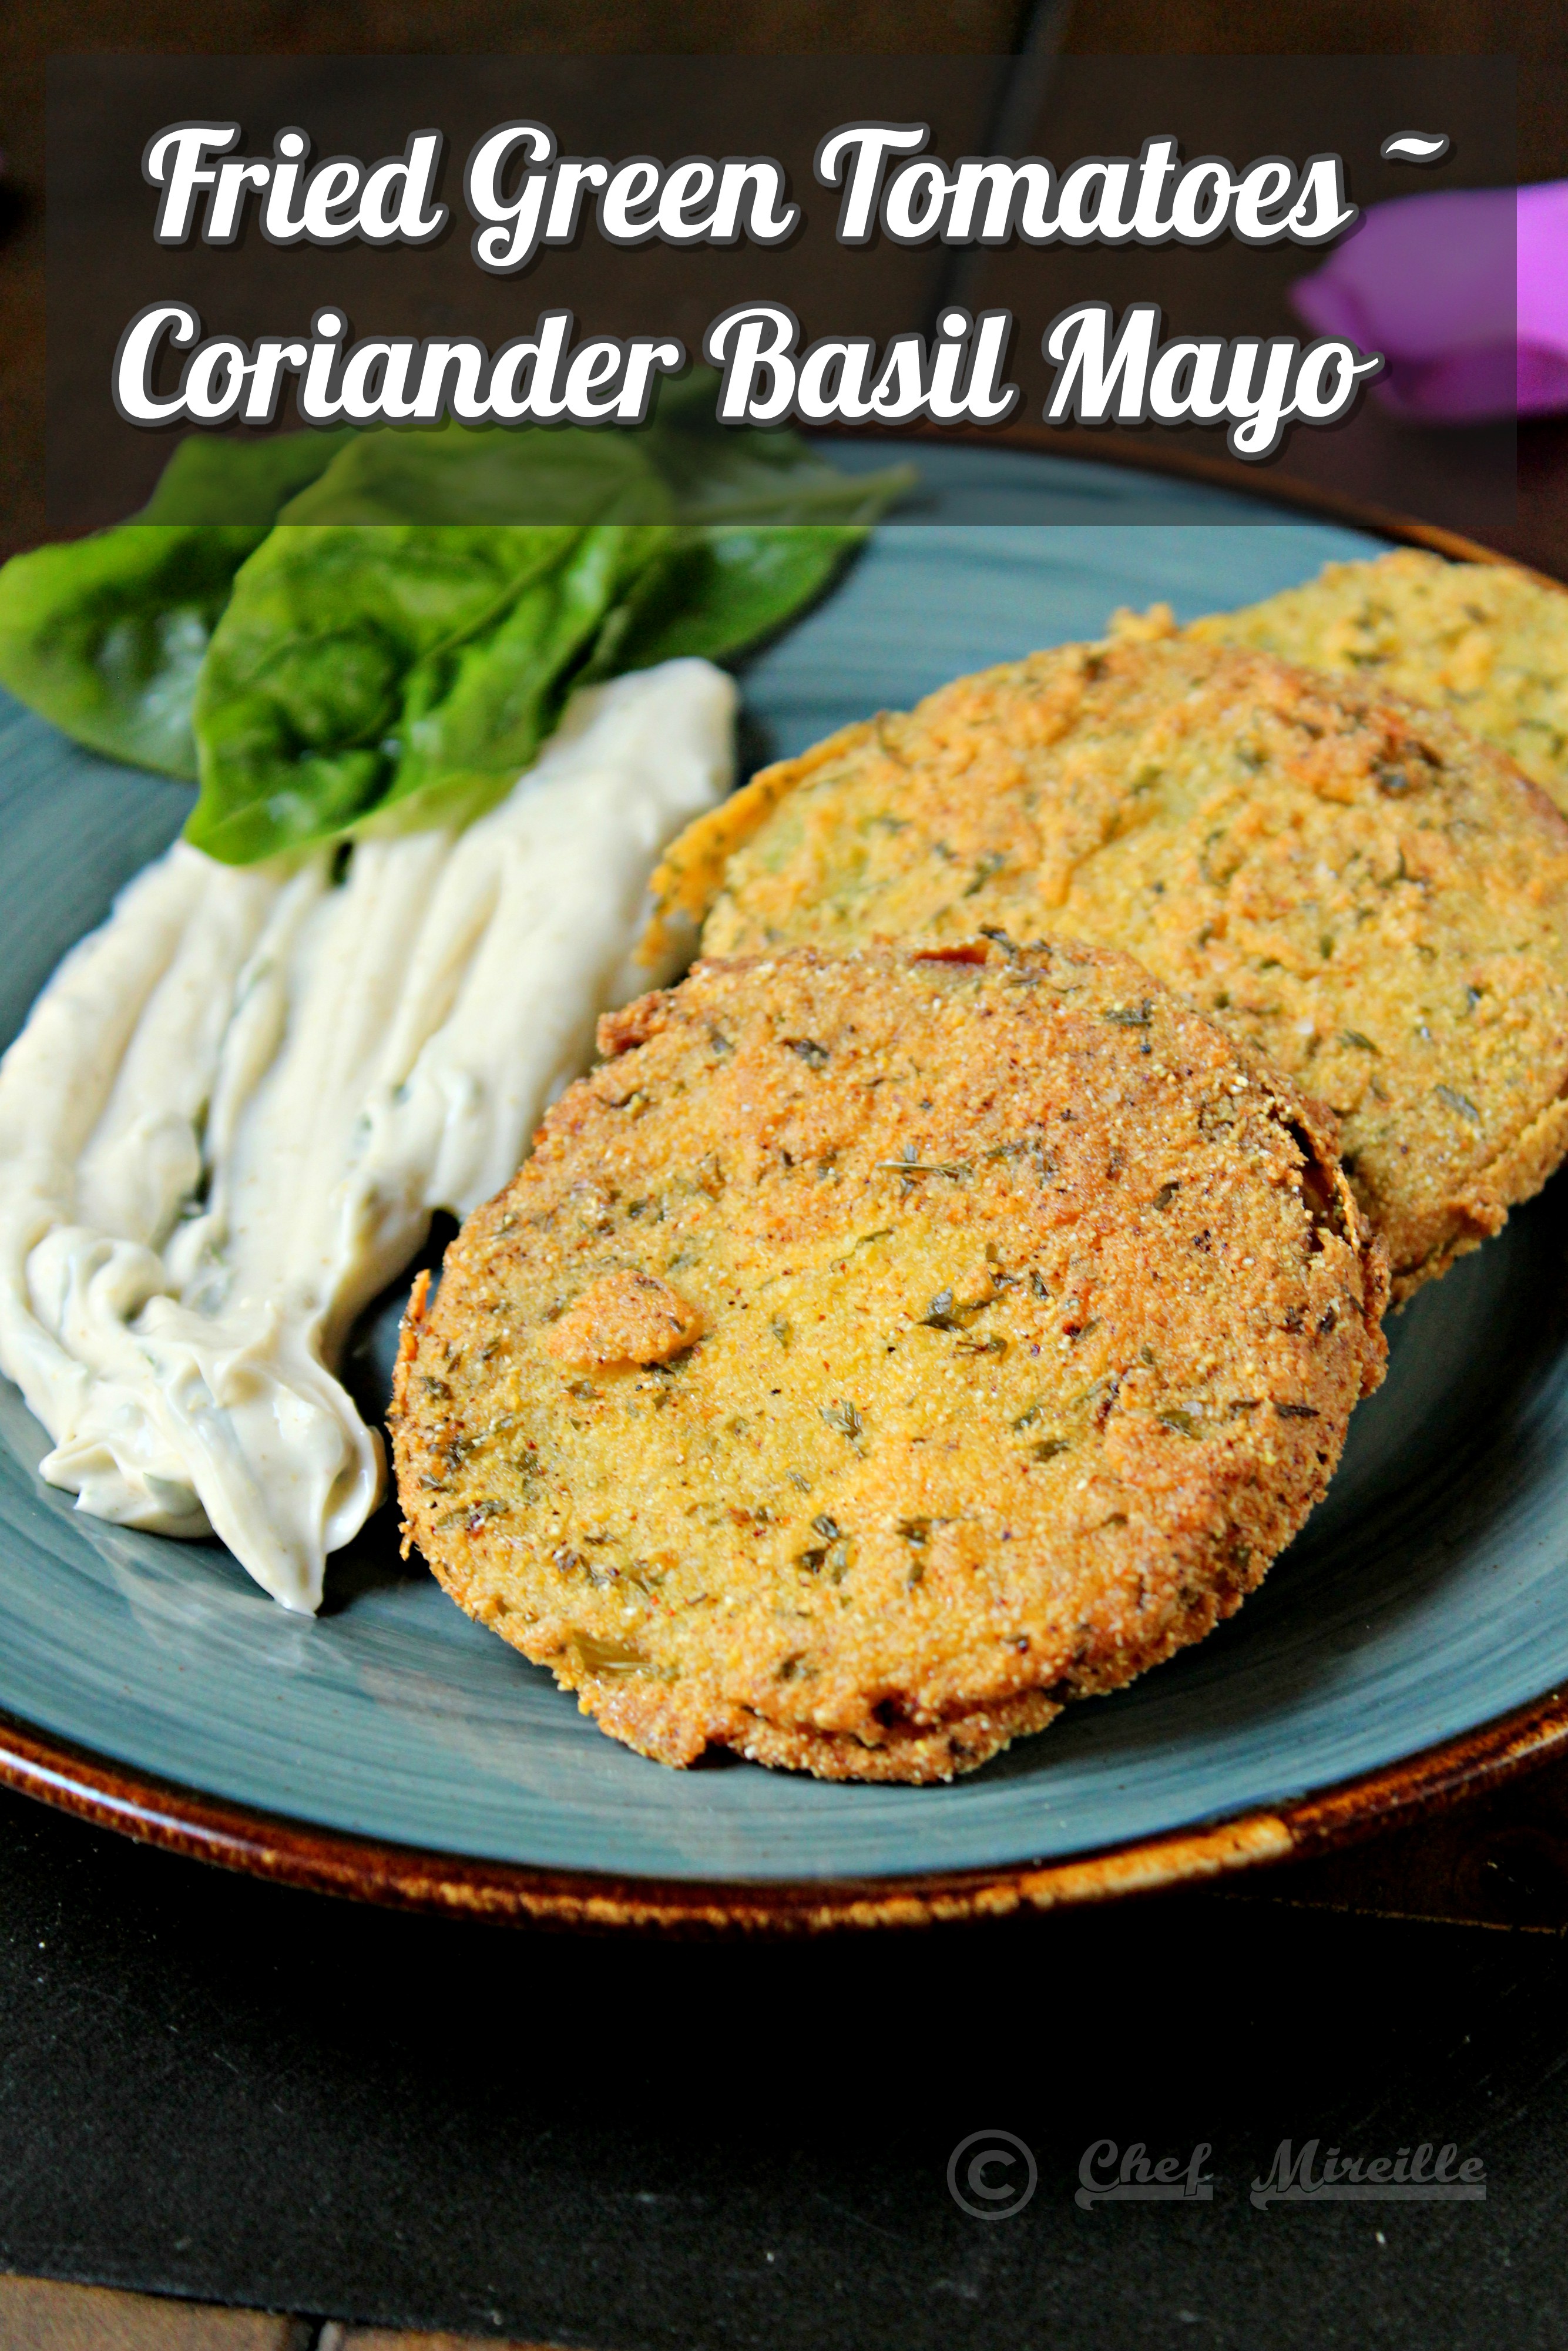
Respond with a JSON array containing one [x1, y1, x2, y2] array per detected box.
[[0, 2271, 310, 2346]]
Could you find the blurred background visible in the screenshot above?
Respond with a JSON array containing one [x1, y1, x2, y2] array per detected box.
[[4, 0, 1567, 561]]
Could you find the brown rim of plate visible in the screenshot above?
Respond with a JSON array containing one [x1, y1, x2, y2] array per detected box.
[[3, 448, 1564, 1933], [888, 420, 1564, 596], [2, 1679, 1566, 1934]]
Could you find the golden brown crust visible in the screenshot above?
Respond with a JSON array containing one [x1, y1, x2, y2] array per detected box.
[[393, 940, 1387, 1782], [689, 635, 1568, 1298], [584, 1677, 1066, 1783], [542, 1270, 706, 1369], [1185, 549, 1568, 816], [639, 721, 880, 972], [392, 1267, 431, 1561]]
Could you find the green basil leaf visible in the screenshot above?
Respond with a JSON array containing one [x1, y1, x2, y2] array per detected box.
[[365, 524, 684, 836], [645, 370, 917, 525], [582, 525, 869, 675], [186, 524, 587, 861], [276, 422, 671, 526], [0, 430, 352, 777], [9, 385, 916, 862], [137, 431, 358, 525]]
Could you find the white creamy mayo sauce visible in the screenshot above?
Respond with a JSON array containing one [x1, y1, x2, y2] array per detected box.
[[0, 658, 736, 1612]]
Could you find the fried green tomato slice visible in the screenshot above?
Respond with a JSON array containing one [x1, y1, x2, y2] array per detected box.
[[660, 635, 1568, 1299], [1183, 549, 1568, 817], [392, 939, 1387, 1783]]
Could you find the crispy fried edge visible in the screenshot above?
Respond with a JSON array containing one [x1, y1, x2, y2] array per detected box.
[[636, 719, 879, 972], [393, 944, 1390, 1780], [654, 640, 1568, 1301], [1397, 1091, 1568, 1300], [579, 1676, 1066, 1783], [390, 1266, 431, 1562]]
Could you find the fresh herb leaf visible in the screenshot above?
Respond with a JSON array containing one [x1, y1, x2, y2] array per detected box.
[[585, 526, 871, 673], [367, 524, 686, 838], [2, 388, 914, 863], [186, 522, 595, 860], [0, 431, 353, 777], [275, 423, 670, 527]]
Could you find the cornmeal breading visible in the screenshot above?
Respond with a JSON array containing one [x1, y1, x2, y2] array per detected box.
[[666, 636, 1568, 1298], [1183, 549, 1568, 815], [392, 940, 1386, 1782]]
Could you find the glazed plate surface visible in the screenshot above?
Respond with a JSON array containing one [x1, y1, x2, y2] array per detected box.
[[3, 447, 1565, 1908]]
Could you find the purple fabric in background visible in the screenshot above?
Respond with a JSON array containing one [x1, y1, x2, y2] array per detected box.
[[1291, 181, 1568, 424]]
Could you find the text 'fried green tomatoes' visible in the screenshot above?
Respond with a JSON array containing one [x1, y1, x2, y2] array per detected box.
[[394, 940, 1387, 1782]]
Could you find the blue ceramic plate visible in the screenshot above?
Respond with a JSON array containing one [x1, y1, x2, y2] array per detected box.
[[4, 448, 1566, 1925]]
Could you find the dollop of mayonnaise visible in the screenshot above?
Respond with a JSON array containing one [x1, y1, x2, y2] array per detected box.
[[0, 659, 736, 1612]]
